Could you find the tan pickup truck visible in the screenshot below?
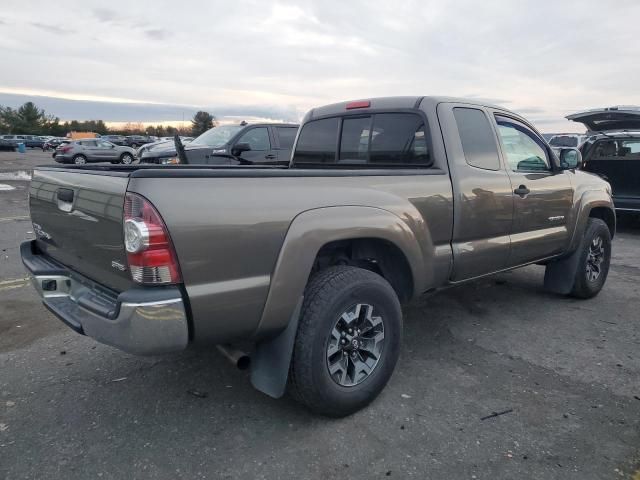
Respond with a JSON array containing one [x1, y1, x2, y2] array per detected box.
[[22, 96, 615, 416]]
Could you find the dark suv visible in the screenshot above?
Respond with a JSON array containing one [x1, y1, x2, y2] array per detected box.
[[102, 135, 128, 146], [139, 123, 299, 165], [567, 106, 640, 212], [124, 135, 155, 148]]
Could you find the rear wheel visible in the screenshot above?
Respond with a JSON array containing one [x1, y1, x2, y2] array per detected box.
[[120, 153, 134, 164], [73, 155, 87, 165], [570, 218, 611, 298], [288, 266, 402, 417]]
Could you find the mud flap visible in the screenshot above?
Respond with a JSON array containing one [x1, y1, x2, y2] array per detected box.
[[544, 248, 581, 295], [250, 297, 303, 398]]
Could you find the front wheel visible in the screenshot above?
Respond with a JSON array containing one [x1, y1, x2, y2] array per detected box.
[[288, 266, 402, 417], [120, 153, 134, 164], [570, 218, 612, 299]]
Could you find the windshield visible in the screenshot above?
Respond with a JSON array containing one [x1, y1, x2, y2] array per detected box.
[[549, 135, 578, 147], [190, 125, 244, 148]]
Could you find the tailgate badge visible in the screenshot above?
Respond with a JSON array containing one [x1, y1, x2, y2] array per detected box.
[[111, 260, 126, 272]]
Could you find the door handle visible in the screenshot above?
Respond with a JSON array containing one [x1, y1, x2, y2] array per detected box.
[[56, 188, 74, 212], [265, 154, 276, 160], [514, 185, 530, 197]]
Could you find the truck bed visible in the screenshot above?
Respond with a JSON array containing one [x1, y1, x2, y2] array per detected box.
[[29, 163, 454, 344]]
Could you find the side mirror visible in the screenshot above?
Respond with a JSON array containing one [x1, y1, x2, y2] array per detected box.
[[559, 148, 581, 169], [231, 142, 251, 157]]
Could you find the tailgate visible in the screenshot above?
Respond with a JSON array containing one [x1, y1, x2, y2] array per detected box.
[[29, 168, 133, 292]]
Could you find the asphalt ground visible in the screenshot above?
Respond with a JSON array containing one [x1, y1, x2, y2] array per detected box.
[[0, 149, 639, 479]]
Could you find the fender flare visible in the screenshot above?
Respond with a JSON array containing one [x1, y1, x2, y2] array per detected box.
[[545, 189, 614, 295], [568, 189, 615, 253], [250, 205, 428, 398]]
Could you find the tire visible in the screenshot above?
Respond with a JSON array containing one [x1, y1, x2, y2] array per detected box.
[[120, 153, 134, 165], [73, 155, 87, 165], [570, 218, 612, 299], [288, 266, 402, 417]]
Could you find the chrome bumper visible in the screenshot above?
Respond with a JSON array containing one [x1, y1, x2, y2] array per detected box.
[[22, 241, 189, 355]]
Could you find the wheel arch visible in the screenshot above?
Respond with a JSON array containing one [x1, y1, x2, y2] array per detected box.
[[569, 190, 616, 252], [255, 206, 427, 340], [250, 206, 425, 399], [588, 206, 615, 239]]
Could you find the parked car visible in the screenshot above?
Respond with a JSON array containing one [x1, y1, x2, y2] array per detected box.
[[0, 138, 15, 151], [0, 134, 44, 148], [53, 139, 137, 164], [124, 135, 155, 148], [136, 136, 193, 158], [139, 123, 299, 165], [101, 135, 128, 146], [22, 96, 614, 417], [566, 106, 640, 212], [548, 134, 588, 149], [43, 137, 70, 151]]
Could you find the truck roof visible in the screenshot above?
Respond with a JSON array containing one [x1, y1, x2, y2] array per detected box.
[[306, 96, 508, 120]]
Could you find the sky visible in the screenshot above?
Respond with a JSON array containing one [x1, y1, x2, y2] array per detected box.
[[1, 0, 639, 132]]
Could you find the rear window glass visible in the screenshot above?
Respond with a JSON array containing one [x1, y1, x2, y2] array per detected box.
[[591, 139, 640, 159], [293, 118, 339, 164], [453, 107, 500, 170], [294, 113, 431, 167], [369, 113, 430, 166], [276, 127, 297, 149], [339, 116, 371, 163], [549, 135, 579, 147]]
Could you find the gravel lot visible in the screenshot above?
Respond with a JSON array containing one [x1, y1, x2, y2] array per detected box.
[[0, 150, 639, 479]]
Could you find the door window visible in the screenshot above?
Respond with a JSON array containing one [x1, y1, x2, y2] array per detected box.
[[236, 127, 270, 151], [275, 127, 297, 149], [495, 117, 550, 172]]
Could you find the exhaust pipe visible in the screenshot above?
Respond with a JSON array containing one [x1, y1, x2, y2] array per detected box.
[[216, 344, 251, 370]]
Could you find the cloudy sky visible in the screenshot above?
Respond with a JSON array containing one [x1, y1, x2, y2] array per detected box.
[[0, 0, 638, 132]]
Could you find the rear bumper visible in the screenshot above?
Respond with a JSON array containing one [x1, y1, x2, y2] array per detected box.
[[21, 241, 189, 355], [53, 154, 72, 163]]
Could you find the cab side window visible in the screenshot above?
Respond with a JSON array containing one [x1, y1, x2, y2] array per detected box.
[[495, 117, 550, 172], [454, 107, 501, 170], [236, 127, 271, 151], [275, 127, 297, 149]]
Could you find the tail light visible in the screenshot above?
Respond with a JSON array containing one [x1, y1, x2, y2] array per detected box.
[[60, 145, 72, 153], [123, 192, 182, 284]]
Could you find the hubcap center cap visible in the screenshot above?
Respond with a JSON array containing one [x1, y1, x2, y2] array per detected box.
[[326, 303, 385, 387]]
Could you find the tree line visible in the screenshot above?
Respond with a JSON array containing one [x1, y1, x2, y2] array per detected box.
[[0, 102, 217, 137]]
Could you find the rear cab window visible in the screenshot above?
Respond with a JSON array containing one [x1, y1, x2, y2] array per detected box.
[[293, 112, 432, 168]]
